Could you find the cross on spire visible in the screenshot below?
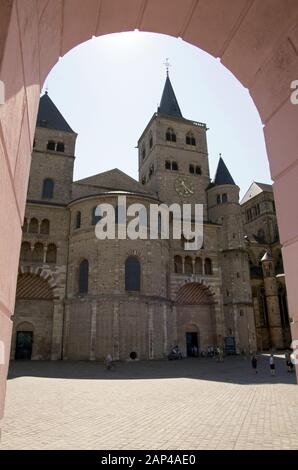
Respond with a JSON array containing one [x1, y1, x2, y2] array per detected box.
[[163, 58, 171, 77]]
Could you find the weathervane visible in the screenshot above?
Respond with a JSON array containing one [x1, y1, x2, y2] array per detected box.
[[163, 58, 171, 77]]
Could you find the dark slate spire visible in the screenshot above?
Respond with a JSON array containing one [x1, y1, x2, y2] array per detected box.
[[214, 156, 236, 186], [158, 75, 183, 118], [36, 92, 74, 133]]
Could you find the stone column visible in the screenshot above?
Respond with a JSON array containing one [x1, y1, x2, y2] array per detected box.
[[89, 301, 97, 361], [172, 305, 178, 345], [51, 300, 64, 360], [55, 245, 60, 265], [162, 303, 168, 356], [245, 306, 257, 354], [233, 304, 240, 354], [214, 301, 225, 350], [148, 304, 154, 359], [261, 252, 284, 349], [43, 244, 47, 263], [62, 303, 71, 360], [112, 302, 120, 360], [252, 294, 263, 351]]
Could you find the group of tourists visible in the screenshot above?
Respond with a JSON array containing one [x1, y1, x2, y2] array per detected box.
[[198, 346, 224, 361], [251, 351, 295, 375], [104, 349, 296, 373]]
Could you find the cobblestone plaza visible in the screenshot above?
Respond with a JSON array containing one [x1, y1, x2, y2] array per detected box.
[[1, 355, 297, 450]]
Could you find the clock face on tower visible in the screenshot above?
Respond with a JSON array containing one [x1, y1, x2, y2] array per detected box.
[[174, 177, 195, 197]]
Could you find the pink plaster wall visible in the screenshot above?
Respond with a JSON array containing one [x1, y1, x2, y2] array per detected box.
[[1, 0, 298, 429]]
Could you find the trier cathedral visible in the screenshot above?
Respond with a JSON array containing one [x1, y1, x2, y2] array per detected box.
[[11, 75, 290, 361]]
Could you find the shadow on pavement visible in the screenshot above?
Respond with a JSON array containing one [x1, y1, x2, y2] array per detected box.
[[7, 354, 297, 386]]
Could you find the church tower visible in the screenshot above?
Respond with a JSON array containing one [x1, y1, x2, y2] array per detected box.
[[207, 157, 244, 250], [207, 157, 257, 354], [15, 94, 77, 361], [138, 74, 210, 219], [28, 92, 77, 205]]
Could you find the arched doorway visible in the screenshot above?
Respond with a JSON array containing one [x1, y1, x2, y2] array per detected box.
[[1, 0, 298, 423], [11, 273, 54, 361], [176, 282, 216, 357]]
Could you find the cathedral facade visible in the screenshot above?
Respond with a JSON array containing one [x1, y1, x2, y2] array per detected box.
[[241, 183, 291, 351], [10, 76, 290, 362]]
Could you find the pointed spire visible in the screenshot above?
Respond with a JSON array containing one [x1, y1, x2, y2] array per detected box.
[[213, 156, 236, 186], [36, 93, 74, 133], [158, 75, 183, 118], [261, 251, 273, 262]]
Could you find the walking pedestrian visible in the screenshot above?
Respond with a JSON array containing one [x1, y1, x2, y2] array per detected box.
[[251, 354, 258, 373], [285, 352, 291, 372], [269, 354, 275, 376], [289, 352, 295, 372], [105, 353, 113, 371], [218, 347, 224, 362], [285, 352, 294, 373]]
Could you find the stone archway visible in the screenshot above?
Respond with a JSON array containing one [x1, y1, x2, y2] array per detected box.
[[11, 273, 55, 360], [19, 265, 60, 299], [1, 0, 298, 423], [176, 282, 216, 356]]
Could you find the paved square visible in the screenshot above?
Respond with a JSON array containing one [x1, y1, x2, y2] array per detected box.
[[0, 355, 297, 450]]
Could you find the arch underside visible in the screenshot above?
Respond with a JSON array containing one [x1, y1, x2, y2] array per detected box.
[[12, 273, 55, 360], [176, 282, 214, 305], [0, 0, 298, 423], [16, 273, 54, 300], [176, 282, 216, 353]]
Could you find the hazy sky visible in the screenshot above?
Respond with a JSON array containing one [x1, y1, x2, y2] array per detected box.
[[43, 31, 271, 198]]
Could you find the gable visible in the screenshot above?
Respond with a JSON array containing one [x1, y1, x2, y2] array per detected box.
[[241, 182, 273, 205], [75, 169, 152, 194]]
